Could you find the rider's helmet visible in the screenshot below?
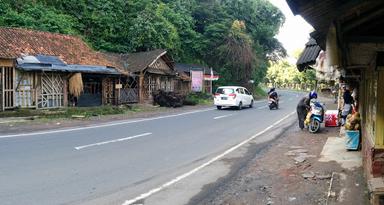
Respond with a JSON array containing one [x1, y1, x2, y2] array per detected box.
[[269, 87, 275, 93], [309, 91, 318, 99]]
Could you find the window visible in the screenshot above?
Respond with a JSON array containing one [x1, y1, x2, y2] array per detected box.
[[216, 88, 234, 94], [237, 88, 244, 94]]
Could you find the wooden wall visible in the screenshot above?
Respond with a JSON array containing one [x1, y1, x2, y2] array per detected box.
[[0, 59, 15, 111]]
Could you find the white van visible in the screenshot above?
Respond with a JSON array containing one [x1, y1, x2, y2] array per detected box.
[[214, 86, 254, 110]]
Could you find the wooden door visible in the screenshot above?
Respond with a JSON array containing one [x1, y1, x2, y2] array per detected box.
[[120, 76, 139, 103], [102, 78, 116, 105], [38, 72, 64, 108]]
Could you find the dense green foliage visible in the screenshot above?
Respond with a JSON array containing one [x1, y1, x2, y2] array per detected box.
[[0, 0, 285, 92], [183, 92, 212, 105], [265, 60, 317, 90]]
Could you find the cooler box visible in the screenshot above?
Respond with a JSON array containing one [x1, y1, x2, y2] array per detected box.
[[345, 130, 360, 150], [325, 110, 339, 127]]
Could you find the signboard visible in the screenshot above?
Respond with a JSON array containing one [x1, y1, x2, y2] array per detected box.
[[204, 75, 219, 81], [191, 70, 203, 92], [115, 84, 123, 89]]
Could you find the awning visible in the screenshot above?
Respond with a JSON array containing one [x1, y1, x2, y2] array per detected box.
[[17, 63, 121, 75], [16, 55, 121, 75], [204, 74, 219, 81], [296, 38, 321, 72]]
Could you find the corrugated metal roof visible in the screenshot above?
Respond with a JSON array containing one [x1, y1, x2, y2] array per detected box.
[[16, 55, 121, 75], [17, 64, 120, 74], [296, 38, 321, 72], [286, 0, 384, 49]]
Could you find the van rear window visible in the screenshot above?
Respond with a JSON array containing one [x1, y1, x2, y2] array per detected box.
[[216, 88, 234, 94]]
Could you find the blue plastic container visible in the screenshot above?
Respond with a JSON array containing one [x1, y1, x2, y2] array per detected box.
[[345, 130, 360, 150]]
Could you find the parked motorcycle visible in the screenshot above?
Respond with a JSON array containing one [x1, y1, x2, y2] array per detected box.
[[307, 101, 325, 133], [268, 98, 279, 110]]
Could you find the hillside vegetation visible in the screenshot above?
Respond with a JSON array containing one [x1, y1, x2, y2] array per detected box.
[[0, 0, 285, 92]]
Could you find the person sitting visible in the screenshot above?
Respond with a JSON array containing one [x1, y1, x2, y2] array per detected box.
[[268, 87, 278, 102]]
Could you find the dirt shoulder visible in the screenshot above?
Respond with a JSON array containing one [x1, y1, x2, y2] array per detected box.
[[189, 121, 368, 205]]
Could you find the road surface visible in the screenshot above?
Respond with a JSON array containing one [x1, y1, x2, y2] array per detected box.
[[0, 90, 303, 205]]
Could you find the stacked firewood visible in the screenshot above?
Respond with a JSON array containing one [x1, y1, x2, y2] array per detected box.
[[152, 90, 184, 108]]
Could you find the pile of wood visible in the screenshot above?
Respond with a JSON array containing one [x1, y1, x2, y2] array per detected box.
[[152, 90, 184, 108]]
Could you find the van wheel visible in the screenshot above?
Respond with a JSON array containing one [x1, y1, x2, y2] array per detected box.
[[217, 106, 222, 110], [249, 100, 254, 108], [237, 102, 243, 110]]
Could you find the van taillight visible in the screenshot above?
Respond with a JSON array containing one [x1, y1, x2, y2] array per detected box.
[[229, 93, 236, 99]]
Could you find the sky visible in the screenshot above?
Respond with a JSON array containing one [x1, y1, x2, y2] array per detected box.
[[268, 0, 314, 57]]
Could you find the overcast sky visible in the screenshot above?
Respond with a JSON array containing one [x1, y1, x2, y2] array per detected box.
[[269, 0, 314, 57]]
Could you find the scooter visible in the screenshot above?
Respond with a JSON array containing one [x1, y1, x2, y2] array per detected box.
[[268, 98, 279, 110], [307, 101, 325, 133]]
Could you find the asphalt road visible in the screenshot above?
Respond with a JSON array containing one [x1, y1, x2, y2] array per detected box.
[[0, 90, 304, 205]]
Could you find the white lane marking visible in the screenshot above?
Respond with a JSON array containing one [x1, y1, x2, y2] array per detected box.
[[122, 111, 296, 205], [75, 133, 152, 150], [213, 114, 233, 120], [0, 108, 215, 139]]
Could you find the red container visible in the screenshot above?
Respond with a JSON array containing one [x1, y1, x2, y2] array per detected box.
[[325, 110, 339, 127]]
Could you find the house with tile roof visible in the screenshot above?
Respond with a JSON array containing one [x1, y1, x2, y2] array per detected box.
[[104, 49, 180, 103], [0, 27, 122, 110]]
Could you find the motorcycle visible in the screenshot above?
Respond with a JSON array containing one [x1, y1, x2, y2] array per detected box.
[[307, 101, 325, 133], [268, 98, 279, 110]]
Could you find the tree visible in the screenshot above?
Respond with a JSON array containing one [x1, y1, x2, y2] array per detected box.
[[0, 0, 286, 89]]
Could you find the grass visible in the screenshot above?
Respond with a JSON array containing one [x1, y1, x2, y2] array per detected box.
[[0, 105, 165, 119], [253, 85, 267, 99], [183, 92, 213, 106]]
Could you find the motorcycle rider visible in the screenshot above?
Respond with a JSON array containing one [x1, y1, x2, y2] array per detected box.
[[296, 91, 317, 130], [268, 87, 279, 105]]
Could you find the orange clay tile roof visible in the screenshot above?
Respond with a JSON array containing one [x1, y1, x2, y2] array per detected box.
[[0, 27, 122, 71]]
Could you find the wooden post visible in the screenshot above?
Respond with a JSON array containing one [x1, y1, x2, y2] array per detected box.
[[1, 66, 4, 111], [139, 72, 144, 103], [63, 76, 68, 107], [101, 78, 106, 105], [35, 73, 39, 108], [12, 66, 15, 108], [117, 77, 121, 105], [375, 71, 384, 147]]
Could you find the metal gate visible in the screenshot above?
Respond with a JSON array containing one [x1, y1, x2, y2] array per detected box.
[[1, 66, 15, 110]]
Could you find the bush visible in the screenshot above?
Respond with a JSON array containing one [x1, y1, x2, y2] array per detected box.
[[253, 85, 267, 97], [183, 92, 212, 105]]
